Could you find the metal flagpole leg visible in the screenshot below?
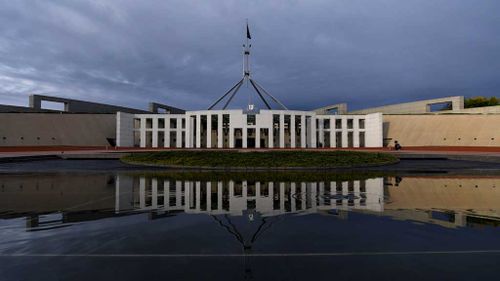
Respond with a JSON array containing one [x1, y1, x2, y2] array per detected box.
[[208, 78, 245, 110], [223, 79, 244, 109], [249, 79, 272, 109], [252, 80, 288, 110]]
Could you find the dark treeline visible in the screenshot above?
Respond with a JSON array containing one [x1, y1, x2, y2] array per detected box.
[[464, 96, 499, 108]]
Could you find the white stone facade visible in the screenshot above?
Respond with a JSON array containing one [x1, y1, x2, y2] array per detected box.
[[116, 110, 383, 148]]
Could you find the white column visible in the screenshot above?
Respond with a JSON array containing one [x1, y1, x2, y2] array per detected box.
[[229, 127, 235, 148], [217, 114, 223, 148], [330, 117, 336, 148], [301, 115, 306, 148], [184, 117, 189, 148], [176, 118, 182, 148], [242, 127, 248, 148], [196, 115, 201, 148], [206, 114, 212, 148], [291, 183, 296, 212], [152, 118, 158, 148], [279, 114, 285, 148], [311, 116, 317, 148], [189, 116, 195, 148], [291, 115, 296, 148], [353, 117, 360, 147], [140, 118, 146, 148], [342, 118, 348, 148], [268, 127, 274, 148], [255, 128, 261, 148], [164, 117, 170, 148], [318, 118, 324, 148]]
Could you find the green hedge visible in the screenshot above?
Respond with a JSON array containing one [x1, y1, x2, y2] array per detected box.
[[121, 150, 398, 168]]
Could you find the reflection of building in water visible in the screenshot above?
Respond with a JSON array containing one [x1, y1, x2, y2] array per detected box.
[[2, 174, 500, 231], [384, 176, 500, 228], [0, 173, 117, 230], [117, 176, 384, 217], [0, 173, 117, 213]]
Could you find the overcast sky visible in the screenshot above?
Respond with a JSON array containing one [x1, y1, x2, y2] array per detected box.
[[1, 0, 499, 111]]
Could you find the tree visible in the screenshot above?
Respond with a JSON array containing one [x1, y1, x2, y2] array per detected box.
[[464, 96, 499, 108]]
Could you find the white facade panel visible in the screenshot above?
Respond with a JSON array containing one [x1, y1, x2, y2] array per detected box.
[[116, 109, 383, 148], [116, 112, 134, 147]]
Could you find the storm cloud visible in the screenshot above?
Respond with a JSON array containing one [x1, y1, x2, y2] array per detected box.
[[0, 0, 499, 111]]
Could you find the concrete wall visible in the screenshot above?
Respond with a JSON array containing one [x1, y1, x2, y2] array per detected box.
[[0, 113, 116, 146], [383, 114, 500, 147], [350, 96, 464, 114]]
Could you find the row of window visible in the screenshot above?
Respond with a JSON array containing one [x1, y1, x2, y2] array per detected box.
[[134, 116, 365, 130]]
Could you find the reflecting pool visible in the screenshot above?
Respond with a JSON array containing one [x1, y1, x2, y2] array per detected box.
[[1, 170, 500, 280]]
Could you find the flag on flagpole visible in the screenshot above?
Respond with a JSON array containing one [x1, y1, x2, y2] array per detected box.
[[246, 24, 251, 39]]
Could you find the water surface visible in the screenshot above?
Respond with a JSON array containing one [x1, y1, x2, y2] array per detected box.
[[1, 163, 500, 280]]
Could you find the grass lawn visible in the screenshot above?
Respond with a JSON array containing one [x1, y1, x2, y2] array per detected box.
[[121, 150, 398, 169]]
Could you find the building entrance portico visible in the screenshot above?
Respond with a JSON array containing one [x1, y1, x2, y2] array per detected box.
[[117, 110, 382, 149]]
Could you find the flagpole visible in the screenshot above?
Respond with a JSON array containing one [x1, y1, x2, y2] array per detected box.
[[208, 20, 287, 111], [245, 19, 251, 110]]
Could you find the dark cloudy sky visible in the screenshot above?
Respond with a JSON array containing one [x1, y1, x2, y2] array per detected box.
[[1, 0, 499, 111]]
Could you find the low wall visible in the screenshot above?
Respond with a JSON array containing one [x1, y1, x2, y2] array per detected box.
[[0, 113, 116, 146], [383, 114, 500, 147]]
